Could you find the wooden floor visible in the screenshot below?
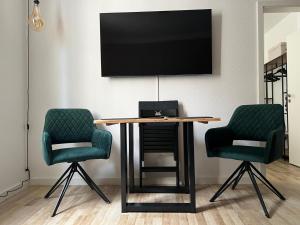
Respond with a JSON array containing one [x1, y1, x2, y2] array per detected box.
[[0, 160, 299, 225]]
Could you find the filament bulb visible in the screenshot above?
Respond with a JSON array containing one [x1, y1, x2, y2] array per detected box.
[[28, 1, 45, 32]]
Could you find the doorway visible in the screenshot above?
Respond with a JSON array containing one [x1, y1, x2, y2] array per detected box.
[[258, 1, 300, 167]]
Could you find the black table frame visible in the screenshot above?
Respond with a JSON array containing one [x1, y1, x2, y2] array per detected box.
[[120, 122, 196, 213]]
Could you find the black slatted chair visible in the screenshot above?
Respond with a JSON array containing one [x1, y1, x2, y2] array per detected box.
[[139, 101, 179, 187]]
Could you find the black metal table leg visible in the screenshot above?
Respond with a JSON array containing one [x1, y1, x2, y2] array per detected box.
[[175, 127, 180, 187], [120, 123, 128, 213], [139, 126, 143, 188], [129, 123, 134, 192], [120, 122, 198, 213], [183, 122, 189, 193], [186, 122, 196, 212]]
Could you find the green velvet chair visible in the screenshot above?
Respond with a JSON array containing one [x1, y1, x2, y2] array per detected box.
[[42, 109, 112, 217], [205, 104, 286, 218]]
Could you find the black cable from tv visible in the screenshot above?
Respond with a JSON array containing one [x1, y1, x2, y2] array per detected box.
[[157, 75, 160, 101]]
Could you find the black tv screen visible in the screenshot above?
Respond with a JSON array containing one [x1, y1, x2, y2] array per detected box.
[[100, 9, 212, 77]]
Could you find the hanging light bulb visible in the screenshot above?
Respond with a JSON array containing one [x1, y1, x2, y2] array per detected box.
[[28, 0, 45, 32]]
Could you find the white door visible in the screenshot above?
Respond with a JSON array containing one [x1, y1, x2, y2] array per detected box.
[[287, 31, 300, 167]]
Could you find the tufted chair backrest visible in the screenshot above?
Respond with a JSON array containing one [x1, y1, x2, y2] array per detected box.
[[228, 104, 284, 141], [44, 109, 94, 144]]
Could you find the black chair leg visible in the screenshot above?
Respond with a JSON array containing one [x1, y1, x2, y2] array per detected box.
[[76, 169, 94, 190], [247, 164, 270, 218], [47, 162, 110, 217], [210, 161, 245, 202], [210, 161, 285, 218], [249, 163, 286, 200], [232, 165, 246, 190], [76, 163, 111, 203], [45, 163, 73, 198], [52, 166, 75, 217]]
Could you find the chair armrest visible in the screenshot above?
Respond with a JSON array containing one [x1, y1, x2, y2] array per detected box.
[[92, 128, 112, 159], [205, 127, 234, 156], [265, 128, 284, 163], [42, 131, 52, 165]]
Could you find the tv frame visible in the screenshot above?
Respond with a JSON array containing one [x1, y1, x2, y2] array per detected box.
[[100, 9, 212, 77]]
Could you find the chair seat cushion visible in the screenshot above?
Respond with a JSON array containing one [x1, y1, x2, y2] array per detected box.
[[209, 145, 266, 163], [52, 147, 108, 164]]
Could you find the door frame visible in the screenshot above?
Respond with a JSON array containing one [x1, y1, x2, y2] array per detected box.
[[256, 1, 300, 170], [256, 0, 300, 104]]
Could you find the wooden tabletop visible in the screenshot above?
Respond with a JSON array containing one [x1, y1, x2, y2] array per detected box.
[[94, 116, 221, 126]]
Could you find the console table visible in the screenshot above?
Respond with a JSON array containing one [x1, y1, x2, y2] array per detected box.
[[94, 117, 220, 213]]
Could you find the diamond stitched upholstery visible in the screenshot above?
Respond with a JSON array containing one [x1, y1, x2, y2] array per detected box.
[[44, 109, 94, 144], [228, 104, 284, 141], [42, 108, 112, 166], [205, 104, 285, 164]]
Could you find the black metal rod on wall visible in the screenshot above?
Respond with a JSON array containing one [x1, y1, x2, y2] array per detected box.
[[26, 0, 30, 172]]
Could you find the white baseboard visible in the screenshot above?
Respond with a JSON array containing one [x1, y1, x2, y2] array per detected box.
[[30, 177, 120, 186], [30, 176, 252, 186], [196, 176, 251, 185]]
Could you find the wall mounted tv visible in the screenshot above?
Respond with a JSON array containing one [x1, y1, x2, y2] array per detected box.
[[100, 9, 212, 77]]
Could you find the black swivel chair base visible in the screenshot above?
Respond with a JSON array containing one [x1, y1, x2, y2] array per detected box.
[[44, 162, 110, 217], [210, 161, 285, 218]]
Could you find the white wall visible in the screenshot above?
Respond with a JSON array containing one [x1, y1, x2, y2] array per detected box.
[[264, 12, 300, 63], [29, 0, 258, 185], [264, 12, 300, 106], [0, 1, 27, 196]]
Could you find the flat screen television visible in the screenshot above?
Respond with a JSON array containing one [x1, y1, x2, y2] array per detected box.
[[100, 9, 212, 77]]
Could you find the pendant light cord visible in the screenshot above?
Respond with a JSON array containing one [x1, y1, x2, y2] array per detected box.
[[0, 0, 31, 199]]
